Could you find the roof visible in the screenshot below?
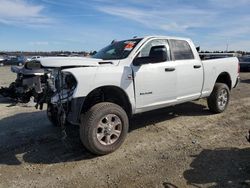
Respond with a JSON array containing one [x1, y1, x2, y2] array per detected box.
[[141, 35, 191, 41]]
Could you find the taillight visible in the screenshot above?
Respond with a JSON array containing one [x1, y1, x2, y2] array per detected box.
[[238, 62, 240, 73]]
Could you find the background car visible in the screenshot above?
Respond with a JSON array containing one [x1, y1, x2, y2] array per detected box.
[[0, 56, 5, 66], [238, 56, 250, 71], [31, 56, 42, 60], [4, 55, 27, 66]]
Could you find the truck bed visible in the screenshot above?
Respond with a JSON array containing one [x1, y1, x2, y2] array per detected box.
[[201, 57, 239, 98]]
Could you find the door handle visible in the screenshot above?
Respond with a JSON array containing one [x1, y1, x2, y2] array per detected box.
[[165, 67, 175, 72], [193, 65, 201, 69]]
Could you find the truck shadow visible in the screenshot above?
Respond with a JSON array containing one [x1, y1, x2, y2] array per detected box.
[[0, 111, 94, 165], [183, 148, 250, 188], [0, 101, 211, 165]]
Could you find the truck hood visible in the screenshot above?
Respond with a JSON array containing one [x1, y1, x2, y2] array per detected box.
[[39, 57, 105, 68]]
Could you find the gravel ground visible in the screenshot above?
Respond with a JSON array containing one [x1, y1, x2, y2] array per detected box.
[[0, 66, 249, 188]]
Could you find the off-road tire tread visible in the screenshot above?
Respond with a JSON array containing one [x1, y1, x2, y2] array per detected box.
[[207, 83, 230, 114], [80, 102, 129, 155]]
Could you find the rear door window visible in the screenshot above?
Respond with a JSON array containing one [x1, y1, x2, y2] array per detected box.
[[169, 39, 194, 60]]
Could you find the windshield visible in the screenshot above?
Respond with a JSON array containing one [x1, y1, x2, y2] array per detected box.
[[93, 39, 142, 60]]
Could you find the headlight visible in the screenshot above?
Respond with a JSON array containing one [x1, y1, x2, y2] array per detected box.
[[64, 73, 77, 90], [49, 70, 77, 92]]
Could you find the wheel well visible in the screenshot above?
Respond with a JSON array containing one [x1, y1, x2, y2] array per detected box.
[[215, 72, 232, 89], [82, 86, 132, 117]]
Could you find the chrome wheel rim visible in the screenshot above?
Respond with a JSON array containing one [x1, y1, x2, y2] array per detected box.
[[96, 114, 122, 146], [218, 89, 228, 109]]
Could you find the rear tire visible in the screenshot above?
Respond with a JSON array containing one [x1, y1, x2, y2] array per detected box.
[[207, 83, 230, 113], [80, 102, 129, 155]]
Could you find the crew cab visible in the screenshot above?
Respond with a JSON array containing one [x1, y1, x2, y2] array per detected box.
[[36, 36, 239, 155]]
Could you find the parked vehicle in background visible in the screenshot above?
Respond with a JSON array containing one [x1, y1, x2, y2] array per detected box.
[[57, 53, 69, 57], [238, 56, 250, 71], [26, 56, 42, 62], [31, 56, 42, 60], [3, 55, 27, 66], [0, 56, 5, 66], [0, 53, 9, 66], [199, 53, 239, 60]]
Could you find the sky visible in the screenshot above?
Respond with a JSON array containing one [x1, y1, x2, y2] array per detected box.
[[0, 0, 250, 52]]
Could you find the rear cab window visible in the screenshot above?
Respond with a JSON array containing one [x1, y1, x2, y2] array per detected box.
[[169, 39, 194, 60]]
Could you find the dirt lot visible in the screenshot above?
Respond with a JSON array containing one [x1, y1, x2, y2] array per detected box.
[[0, 66, 249, 188]]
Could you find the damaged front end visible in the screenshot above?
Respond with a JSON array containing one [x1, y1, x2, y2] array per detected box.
[[45, 68, 83, 128], [0, 59, 84, 128], [0, 61, 49, 104]]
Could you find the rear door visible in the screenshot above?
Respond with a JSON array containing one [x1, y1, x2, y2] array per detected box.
[[169, 39, 203, 101]]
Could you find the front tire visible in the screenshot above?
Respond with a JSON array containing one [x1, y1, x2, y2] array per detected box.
[[80, 102, 129, 155], [207, 83, 230, 113]]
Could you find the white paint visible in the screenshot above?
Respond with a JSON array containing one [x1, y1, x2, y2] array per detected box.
[[43, 36, 239, 115]]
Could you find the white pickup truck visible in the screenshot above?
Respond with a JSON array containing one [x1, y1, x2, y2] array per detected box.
[[37, 36, 239, 155]]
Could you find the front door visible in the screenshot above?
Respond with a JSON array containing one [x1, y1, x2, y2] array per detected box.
[[131, 39, 177, 113]]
